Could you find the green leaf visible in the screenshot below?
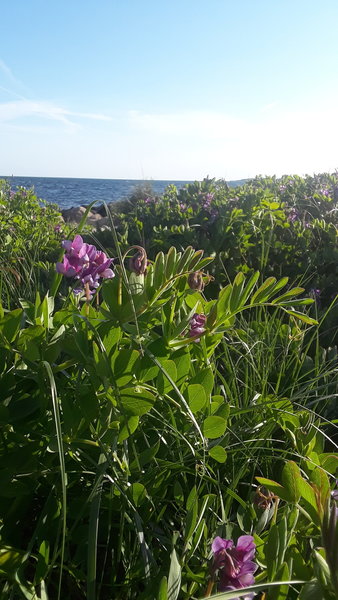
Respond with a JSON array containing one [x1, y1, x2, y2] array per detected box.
[[266, 524, 279, 579], [165, 246, 177, 279], [309, 467, 330, 506], [186, 486, 198, 511], [176, 246, 194, 273], [167, 548, 181, 600], [130, 482, 147, 507], [319, 453, 338, 474], [285, 310, 317, 325], [255, 477, 292, 502], [281, 461, 301, 503], [119, 387, 156, 416], [203, 416, 227, 439], [118, 415, 139, 442], [185, 383, 206, 413], [216, 285, 232, 320], [237, 270, 260, 307], [156, 359, 177, 394], [270, 562, 290, 600], [184, 496, 198, 544], [271, 287, 306, 304], [250, 277, 277, 304], [209, 445, 227, 463], [189, 366, 214, 397], [158, 576, 168, 600], [153, 251, 165, 290], [299, 580, 325, 600], [0, 308, 23, 343], [112, 349, 139, 386], [0, 546, 24, 575]]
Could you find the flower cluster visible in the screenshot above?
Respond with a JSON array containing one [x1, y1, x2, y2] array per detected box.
[[201, 192, 214, 209], [189, 313, 206, 340], [56, 234, 114, 295], [211, 535, 258, 599]]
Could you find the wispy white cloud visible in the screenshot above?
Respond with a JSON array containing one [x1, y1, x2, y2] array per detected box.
[[0, 58, 26, 90], [1, 103, 338, 179], [0, 59, 17, 82], [0, 99, 113, 131]]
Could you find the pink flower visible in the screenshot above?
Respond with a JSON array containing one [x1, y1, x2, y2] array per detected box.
[[56, 235, 114, 295], [189, 313, 206, 341], [211, 535, 258, 599]]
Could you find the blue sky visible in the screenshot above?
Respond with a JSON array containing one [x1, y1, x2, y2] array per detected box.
[[1, 0, 338, 180]]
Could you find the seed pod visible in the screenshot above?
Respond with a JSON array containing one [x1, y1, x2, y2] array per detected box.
[[129, 248, 147, 275], [188, 271, 205, 291]]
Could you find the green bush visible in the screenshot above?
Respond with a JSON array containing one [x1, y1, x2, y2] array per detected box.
[[0, 180, 68, 308], [1, 238, 338, 599]]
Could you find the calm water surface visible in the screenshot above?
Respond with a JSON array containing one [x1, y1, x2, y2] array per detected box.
[[1, 175, 245, 209], [0, 176, 193, 209]]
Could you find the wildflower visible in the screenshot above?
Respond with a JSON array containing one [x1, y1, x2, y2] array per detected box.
[[56, 234, 114, 295], [287, 208, 299, 223], [211, 535, 258, 599], [189, 313, 206, 341], [202, 192, 214, 209], [188, 271, 205, 291], [309, 288, 321, 308]]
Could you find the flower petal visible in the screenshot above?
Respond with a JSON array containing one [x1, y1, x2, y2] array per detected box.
[[212, 537, 233, 554]]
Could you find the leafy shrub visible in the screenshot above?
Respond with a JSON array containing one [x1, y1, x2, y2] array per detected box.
[[102, 173, 338, 322], [1, 239, 338, 599], [0, 180, 68, 307]]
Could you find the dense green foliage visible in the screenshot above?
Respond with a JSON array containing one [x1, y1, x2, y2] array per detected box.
[[1, 174, 338, 599], [108, 172, 338, 310], [0, 181, 69, 308]]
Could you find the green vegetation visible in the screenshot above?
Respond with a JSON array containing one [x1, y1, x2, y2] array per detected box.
[[1, 174, 338, 599]]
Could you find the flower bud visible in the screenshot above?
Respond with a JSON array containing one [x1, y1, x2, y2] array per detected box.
[[189, 313, 207, 341]]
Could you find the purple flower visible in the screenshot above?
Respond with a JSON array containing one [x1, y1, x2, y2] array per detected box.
[[202, 192, 214, 209], [212, 535, 258, 599], [189, 313, 206, 340], [287, 208, 299, 223], [309, 288, 321, 307], [56, 234, 114, 295]]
